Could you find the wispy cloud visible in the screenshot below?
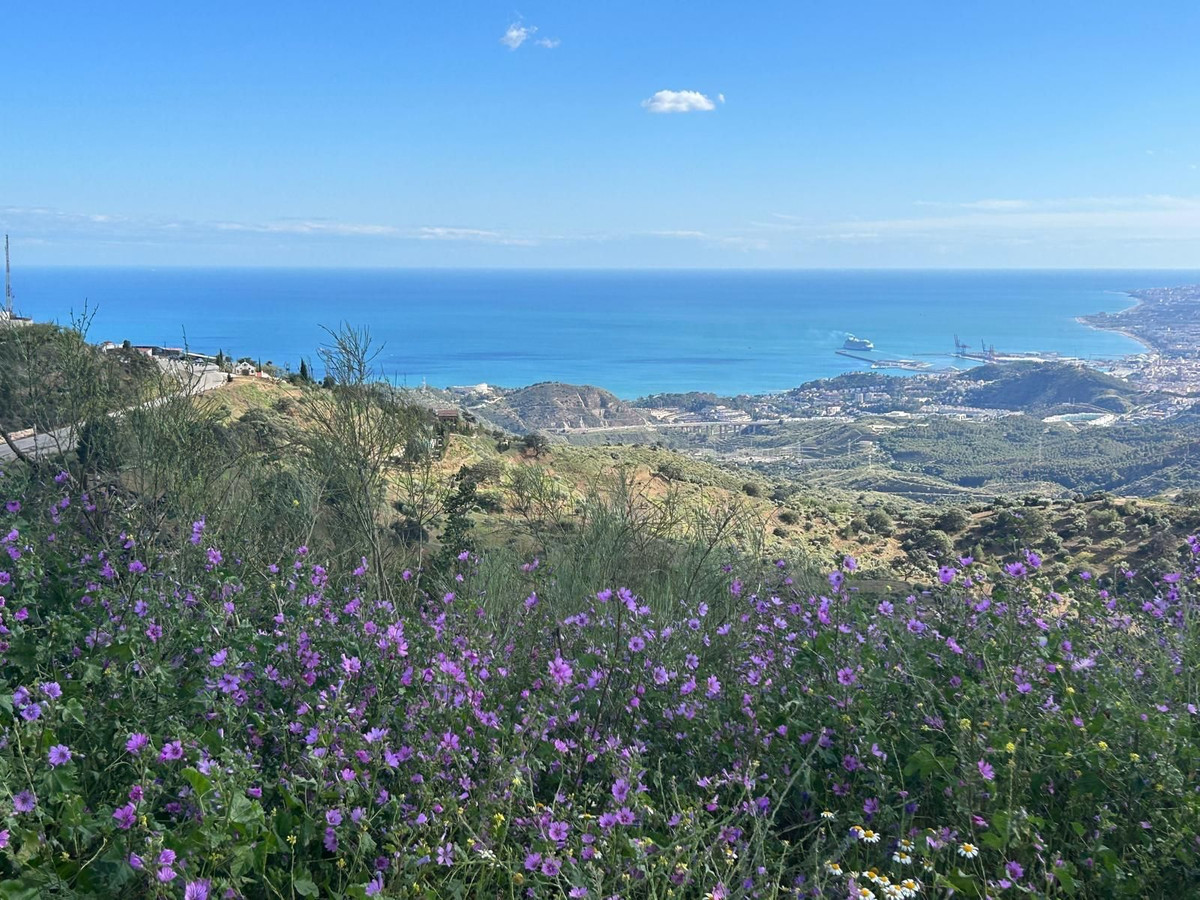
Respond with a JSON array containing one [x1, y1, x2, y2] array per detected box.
[[418, 227, 537, 246], [534, 37, 560, 49], [0, 206, 545, 248], [641, 90, 718, 114], [815, 195, 1200, 244], [648, 229, 766, 250], [916, 195, 1200, 213], [214, 220, 401, 236], [500, 21, 535, 50]]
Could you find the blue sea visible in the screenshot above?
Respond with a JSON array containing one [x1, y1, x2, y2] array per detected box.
[[13, 269, 1199, 398]]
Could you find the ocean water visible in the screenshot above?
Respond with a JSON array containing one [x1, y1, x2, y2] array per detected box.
[[13, 268, 1198, 399]]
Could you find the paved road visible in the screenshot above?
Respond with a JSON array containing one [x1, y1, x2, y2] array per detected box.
[[1, 362, 230, 463]]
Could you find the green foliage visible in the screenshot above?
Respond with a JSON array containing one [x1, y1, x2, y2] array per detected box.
[[521, 431, 551, 458]]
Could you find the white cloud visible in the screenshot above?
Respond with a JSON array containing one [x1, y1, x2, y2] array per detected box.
[[215, 220, 400, 236], [717, 93, 725, 104], [534, 37, 560, 49], [501, 22, 536, 50], [817, 195, 1200, 244], [418, 227, 537, 246], [648, 229, 766, 250], [641, 90, 717, 114]]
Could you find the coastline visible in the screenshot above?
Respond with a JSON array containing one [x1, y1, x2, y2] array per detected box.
[[1075, 291, 1157, 356]]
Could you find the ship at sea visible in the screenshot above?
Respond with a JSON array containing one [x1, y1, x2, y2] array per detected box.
[[843, 334, 874, 351]]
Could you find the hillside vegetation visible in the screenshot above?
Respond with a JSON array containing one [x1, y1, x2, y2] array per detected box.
[[2, 326, 1200, 898], [0, 322, 158, 433], [955, 362, 1146, 414]]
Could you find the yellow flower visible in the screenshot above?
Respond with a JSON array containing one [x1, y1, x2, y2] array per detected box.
[[1066, 686, 1076, 695], [1129, 752, 1140, 762], [337, 858, 346, 869], [1005, 742, 1016, 753], [1097, 741, 1108, 751], [958, 718, 972, 730], [957, 842, 979, 859], [286, 834, 297, 846], [513, 873, 525, 886]]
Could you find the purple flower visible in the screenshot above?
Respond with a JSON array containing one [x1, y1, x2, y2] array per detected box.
[[184, 881, 211, 900], [612, 778, 630, 803], [548, 821, 569, 842], [13, 790, 35, 813], [47, 744, 72, 767], [159, 740, 184, 762], [126, 733, 150, 754], [541, 857, 562, 877], [113, 803, 137, 830], [326, 809, 343, 826], [40, 681, 62, 699], [836, 667, 856, 686], [548, 655, 574, 688], [978, 759, 995, 781], [1006, 860, 1024, 879], [524, 851, 542, 871]]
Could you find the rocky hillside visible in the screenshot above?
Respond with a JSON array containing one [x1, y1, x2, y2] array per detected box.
[[465, 382, 650, 433]]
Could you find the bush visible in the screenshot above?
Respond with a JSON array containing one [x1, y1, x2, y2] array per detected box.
[[935, 507, 970, 534], [865, 508, 895, 535]]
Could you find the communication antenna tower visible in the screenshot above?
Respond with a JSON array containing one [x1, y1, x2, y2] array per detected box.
[[3, 234, 13, 317]]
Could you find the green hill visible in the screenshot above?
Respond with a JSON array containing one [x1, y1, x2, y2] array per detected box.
[[956, 361, 1142, 413]]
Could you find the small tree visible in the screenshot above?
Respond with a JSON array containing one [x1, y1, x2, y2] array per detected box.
[[299, 358, 311, 382], [522, 432, 550, 458]]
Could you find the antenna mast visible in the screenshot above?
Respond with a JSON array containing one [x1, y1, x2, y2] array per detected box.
[[4, 235, 12, 317]]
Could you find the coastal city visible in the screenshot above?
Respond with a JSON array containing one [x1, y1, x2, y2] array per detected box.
[[624, 284, 1200, 432]]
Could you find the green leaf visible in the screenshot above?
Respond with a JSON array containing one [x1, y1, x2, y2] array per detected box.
[[182, 767, 214, 800], [0, 879, 44, 900], [981, 831, 1006, 851], [229, 793, 263, 827], [1055, 863, 1077, 896], [294, 876, 320, 897]]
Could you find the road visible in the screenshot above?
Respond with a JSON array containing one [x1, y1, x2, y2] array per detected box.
[[1, 362, 230, 463]]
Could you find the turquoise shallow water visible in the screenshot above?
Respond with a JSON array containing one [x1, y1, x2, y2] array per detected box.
[[13, 269, 1196, 398]]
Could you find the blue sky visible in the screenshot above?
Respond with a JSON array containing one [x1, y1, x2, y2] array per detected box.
[[2, 1, 1198, 267]]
